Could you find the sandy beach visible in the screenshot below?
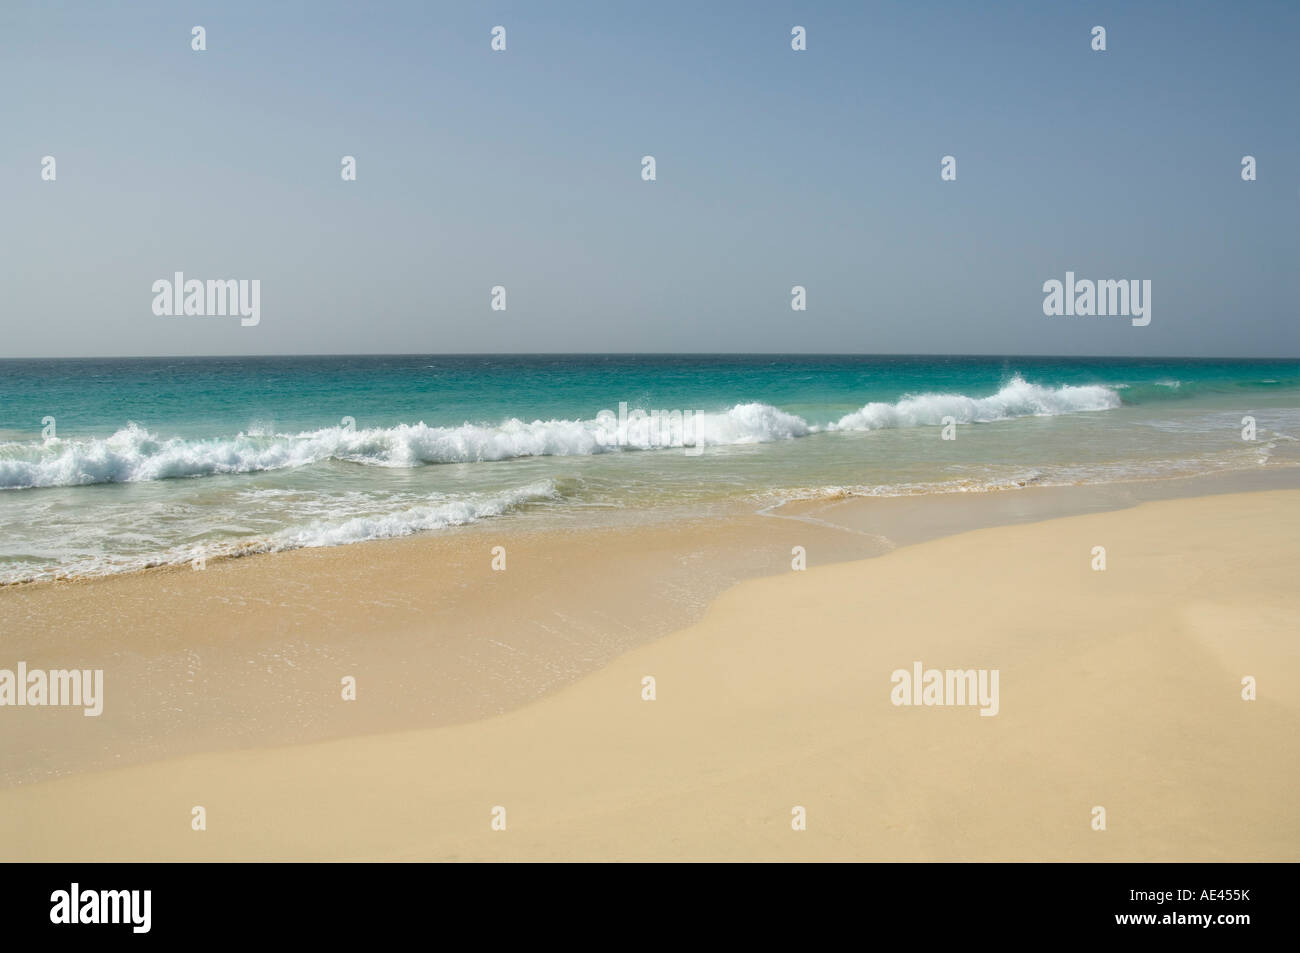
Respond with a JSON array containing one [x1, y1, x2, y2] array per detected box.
[[2, 486, 1296, 861]]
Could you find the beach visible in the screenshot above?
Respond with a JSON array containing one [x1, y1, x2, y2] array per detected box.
[[3, 485, 1296, 861], [4, 0, 1296, 918]]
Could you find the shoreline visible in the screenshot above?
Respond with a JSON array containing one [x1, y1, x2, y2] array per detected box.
[[3, 465, 1299, 787], [6, 460, 1297, 593], [2, 487, 1295, 860]]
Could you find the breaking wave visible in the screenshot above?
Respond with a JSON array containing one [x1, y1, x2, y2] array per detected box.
[[0, 377, 1120, 490]]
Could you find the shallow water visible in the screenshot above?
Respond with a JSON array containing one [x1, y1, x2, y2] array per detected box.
[[1, 354, 1297, 582]]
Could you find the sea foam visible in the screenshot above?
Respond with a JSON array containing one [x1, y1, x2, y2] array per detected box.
[[0, 378, 1119, 490], [828, 376, 1120, 431]]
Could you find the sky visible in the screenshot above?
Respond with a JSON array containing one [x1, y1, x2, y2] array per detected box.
[[1, 0, 1297, 359]]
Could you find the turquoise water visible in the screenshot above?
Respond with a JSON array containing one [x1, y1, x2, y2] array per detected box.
[[1, 355, 1298, 582]]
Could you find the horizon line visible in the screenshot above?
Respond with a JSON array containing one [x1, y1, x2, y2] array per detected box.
[[3, 351, 1299, 362]]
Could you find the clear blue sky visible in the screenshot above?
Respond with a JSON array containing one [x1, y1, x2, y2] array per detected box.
[[1, 0, 1296, 358]]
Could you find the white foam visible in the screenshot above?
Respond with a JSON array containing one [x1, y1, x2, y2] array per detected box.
[[0, 407, 810, 489], [268, 479, 560, 549], [0, 480, 562, 584], [827, 376, 1120, 431], [0, 379, 1119, 490]]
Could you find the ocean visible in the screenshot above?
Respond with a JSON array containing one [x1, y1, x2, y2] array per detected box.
[[1, 354, 1297, 584]]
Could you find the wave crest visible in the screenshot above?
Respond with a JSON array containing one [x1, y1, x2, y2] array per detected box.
[[0, 379, 1120, 490], [828, 376, 1120, 431]]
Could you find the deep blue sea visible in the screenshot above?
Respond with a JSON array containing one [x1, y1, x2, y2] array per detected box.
[[1, 355, 1297, 583]]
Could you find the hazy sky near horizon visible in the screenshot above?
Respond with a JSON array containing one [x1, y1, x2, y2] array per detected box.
[[2, 0, 1297, 359]]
